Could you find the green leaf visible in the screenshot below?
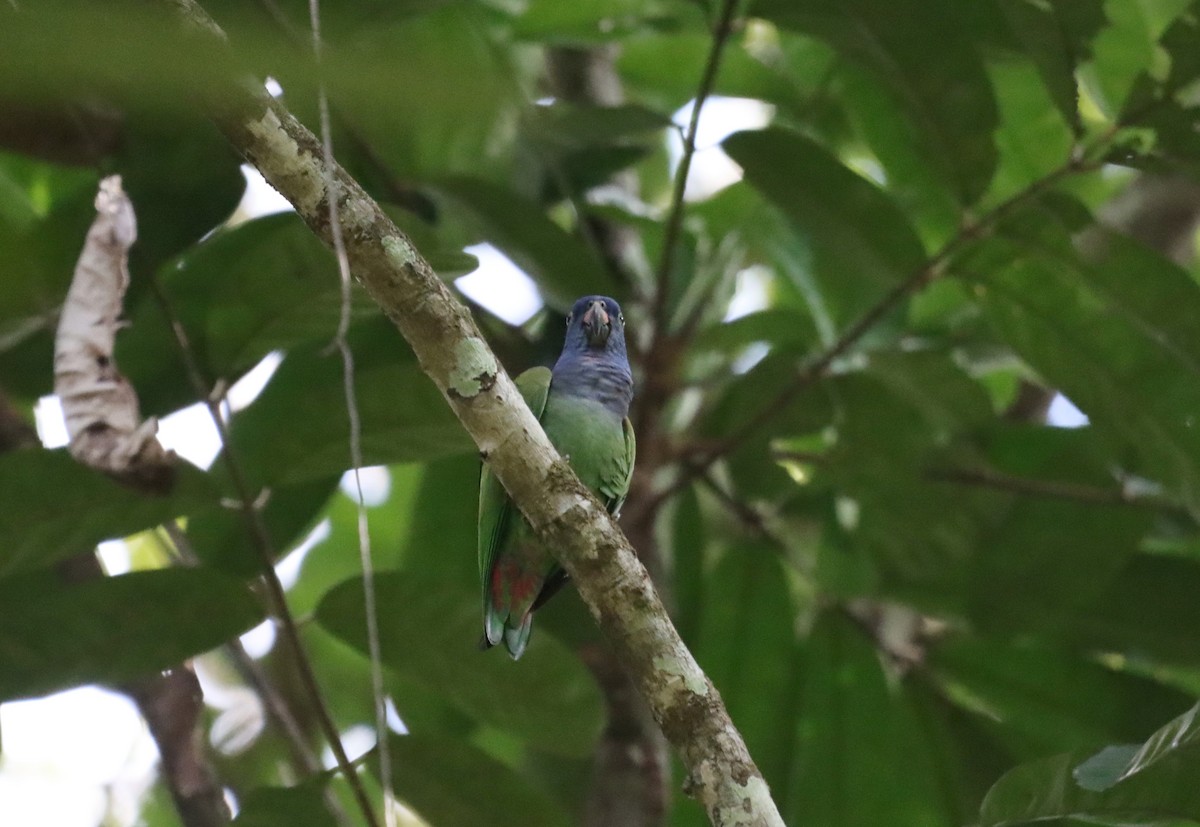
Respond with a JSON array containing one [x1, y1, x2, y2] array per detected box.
[[723, 128, 927, 330], [980, 701, 1200, 825], [232, 777, 337, 827], [0, 567, 262, 700], [523, 102, 672, 151], [316, 572, 604, 756], [756, 0, 999, 203], [930, 637, 1191, 754], [820, 351, 996, 611], [376, 733, 571, 827], [618, 31, 820, 116], [787, 613, 954, 825], [987, 60, 1076, 201], [186, 476, 338, 575], [118, 113, 245, 273], [224, 318, 471, 488], [434, 176, 616, 310], [0, 450, 217, 576], [995, 0, 1106, 132], [965, 427, 1152, 634], [967, 221, 1200, 512], [320, 7, 526, 180], [1061, 555, 1200, 668], [120, 213, 366, 415], [695, 548, 800, 796]]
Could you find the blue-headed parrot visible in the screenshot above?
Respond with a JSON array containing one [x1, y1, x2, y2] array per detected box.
[[478, 296, 635, 659]]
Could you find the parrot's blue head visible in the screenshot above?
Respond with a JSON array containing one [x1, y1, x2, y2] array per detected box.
[[552, 296, 633, 416], [563, 295, 627, 357]]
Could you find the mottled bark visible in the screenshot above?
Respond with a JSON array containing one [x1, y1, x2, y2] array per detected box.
[[161, 2, 783, 822]]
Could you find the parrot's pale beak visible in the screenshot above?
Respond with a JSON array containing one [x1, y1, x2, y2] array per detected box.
[[582, 300, 611, 347]]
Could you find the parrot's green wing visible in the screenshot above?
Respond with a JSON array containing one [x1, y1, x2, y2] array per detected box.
[[600, 416, 636, 517], [477, 366, 552, 597]]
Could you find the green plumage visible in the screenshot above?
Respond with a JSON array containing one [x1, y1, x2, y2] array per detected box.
[[478, 366, 635, 659]]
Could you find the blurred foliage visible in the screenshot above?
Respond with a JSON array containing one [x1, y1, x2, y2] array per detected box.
[[4, 0, 1200, 826]]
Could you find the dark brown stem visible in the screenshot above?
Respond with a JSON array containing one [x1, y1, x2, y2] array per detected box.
[[150, 280, 381, 827], [649, 0, 740, 335], [159, 524, 327, 777], [0, 390, 39, 452], [55, 554, 231, 827]]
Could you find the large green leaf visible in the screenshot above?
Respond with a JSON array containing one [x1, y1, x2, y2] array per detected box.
[[119, 213, 365, 416], [724, 128, 927, 330], [434, 176, 616, 310], [694, 548, 800, 806], [986, 60, 1076, 202], [185, 475, 339, 575], [0, 567, 262, 700], [995, 0, 1106, 133], [231, 777, 337, 827], [818, 351, 996, 611], [1061, 555, 1200, 668], [118, 113, 245, 274], [786, 612, 954, 826], [617, 31, 817, 115], [1111, 0, 1200, 168], [377, 733, 571, 827], [522, 102, 672, 152], [0, 450, 217, 575], [966, 222, 1200, 512], [316, 572, 604, 756], [756, 0, 999, 204], [324, 7, 526, 180], [980, 701, 1200, 825], [930, 637, 1191, 755], [223, 318, 471, 488], [964, 427, 1152, 634]]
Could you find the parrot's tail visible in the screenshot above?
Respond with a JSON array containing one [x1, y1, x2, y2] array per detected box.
[[503, 613, 533, 660], [480, 605, 534, 660]]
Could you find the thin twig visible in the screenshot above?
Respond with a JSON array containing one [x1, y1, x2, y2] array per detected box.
[[649, 0, 740, 334], [158, 524, 326, 772], [150, 280, 381, 827], [307, 0, 395, 821], [928, 466, 1189, 515], [666, 151, 1100, 498]]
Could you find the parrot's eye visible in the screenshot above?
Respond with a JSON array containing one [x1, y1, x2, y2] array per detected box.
[[618, 313, 624, 325], [566, 314, 572, 325]]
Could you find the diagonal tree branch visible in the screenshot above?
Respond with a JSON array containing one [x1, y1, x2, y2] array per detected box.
[[161, 1, 784, 823]]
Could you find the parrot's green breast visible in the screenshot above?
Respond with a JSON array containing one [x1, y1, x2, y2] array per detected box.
[[542, 392, 633, 510]]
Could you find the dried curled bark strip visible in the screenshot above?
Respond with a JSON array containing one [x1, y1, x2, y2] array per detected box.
[[53, 175, 175, 491]]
